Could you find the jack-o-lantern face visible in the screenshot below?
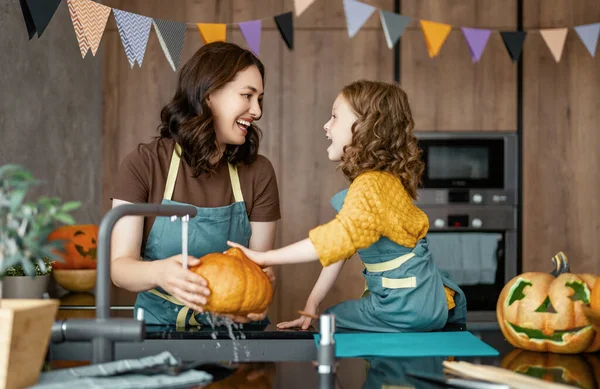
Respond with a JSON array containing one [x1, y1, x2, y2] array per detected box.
[[501, 349, 600, 389], [497, 252, 600, 354], [49, 225, 98, 270]]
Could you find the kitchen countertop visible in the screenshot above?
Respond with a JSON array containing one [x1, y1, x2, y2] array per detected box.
[[45, 314, 600, 389]]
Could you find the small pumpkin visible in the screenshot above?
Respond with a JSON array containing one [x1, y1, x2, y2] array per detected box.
[[48, 225, 98, 270], [202, 363, 275, 389], [497, 252, 600, 353], [190, 248, 273, 316], [501, 349, 600, 389]]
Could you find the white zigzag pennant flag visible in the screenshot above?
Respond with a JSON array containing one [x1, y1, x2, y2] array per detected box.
[[113, 9, 153, 68]]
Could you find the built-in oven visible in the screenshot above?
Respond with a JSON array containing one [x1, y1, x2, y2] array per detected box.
[[415, 132, 519, 320]]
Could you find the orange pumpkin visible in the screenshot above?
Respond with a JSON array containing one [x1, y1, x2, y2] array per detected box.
[[591, 278, 600, 311], [189, 248, 273, 315], [49, 225, 98, 270], [497, 252, 600, 353], [202, 363, 275, 389], [501, 349, 600, 389]]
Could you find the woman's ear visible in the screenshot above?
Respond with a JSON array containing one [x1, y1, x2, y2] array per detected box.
[[206, 94, 212, 108]]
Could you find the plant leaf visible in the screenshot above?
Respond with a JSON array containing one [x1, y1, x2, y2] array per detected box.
[[61, 201, 81, 212], [54, 213, 76, 225]]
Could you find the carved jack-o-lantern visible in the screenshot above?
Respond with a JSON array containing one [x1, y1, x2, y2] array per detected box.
[[501, 349, 600, 388], [497, 252, 600, 353], [49, 225, 98, 270]]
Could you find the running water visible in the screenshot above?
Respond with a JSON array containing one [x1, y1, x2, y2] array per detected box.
[[204, 312, 250, 361]]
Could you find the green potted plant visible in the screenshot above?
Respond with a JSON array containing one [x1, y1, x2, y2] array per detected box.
[[0, 164, 81, 389]]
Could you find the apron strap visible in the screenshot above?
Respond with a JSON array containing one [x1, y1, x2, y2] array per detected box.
[[164, 143, 182, 201], [164, 143, 244, 203], [228, 163, 244, 203], [148, 288, 202, 328]]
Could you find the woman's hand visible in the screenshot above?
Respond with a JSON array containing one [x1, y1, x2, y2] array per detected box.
[[277, 299, 319, 330], [152, 254, 210, 313], [227, 240, 270, 267]]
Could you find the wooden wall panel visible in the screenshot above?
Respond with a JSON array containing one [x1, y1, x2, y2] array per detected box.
[[522, 0, 600, 274], [400, 0, 517, 131]]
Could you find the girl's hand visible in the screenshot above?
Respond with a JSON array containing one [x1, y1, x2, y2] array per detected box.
[[277, 300, 319, 330], [153, 254, 210, 313], [227, 241, 269, 267]]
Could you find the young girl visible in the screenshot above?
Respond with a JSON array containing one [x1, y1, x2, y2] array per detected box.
[[110, 42, 280, 327], [229, 80, 467, 332]]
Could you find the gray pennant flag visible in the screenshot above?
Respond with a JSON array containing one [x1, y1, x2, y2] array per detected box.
[[379, 10, 410, 49], [153, 19, 186, 71]]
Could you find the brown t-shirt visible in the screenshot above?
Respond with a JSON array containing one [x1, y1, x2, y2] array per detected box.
[[111, 138, 281, 254]]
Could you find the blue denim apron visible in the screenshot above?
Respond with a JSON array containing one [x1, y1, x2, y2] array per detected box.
[[324, 189, 467, 332], [134, 143, 267, 327]]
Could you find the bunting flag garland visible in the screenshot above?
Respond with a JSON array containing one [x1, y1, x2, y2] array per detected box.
[[19, 0, 62, 39], [343, 0, 377, 38], [500, 31, 527, 63], [197, 23, 226, 44], [238, 20, 262, 56], [67, 0, 110, 58], [113, 9, 153, 68], [18, 0, 600, 68], [294, 0, 317, 17], [420, 20, 452, 58], [274, 12, 294, 50], [379, 10, 410, 49], [574, 23, 600, 57], [153, 19, 186, 72], [540, 28, 568, 62], [461, 27, 491, 62]]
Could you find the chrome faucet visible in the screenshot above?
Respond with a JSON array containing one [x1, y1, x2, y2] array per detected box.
[[51, 203, 197, 364]]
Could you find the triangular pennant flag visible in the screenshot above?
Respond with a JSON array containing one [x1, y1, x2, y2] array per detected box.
[[153, 19, 186, 72], [574, 23, 600, 57], [420, 20, 452, 58], [19, 0, 37, 39], [197, 23, 226, 44], [19, 0, 62, 39], [238, 20, 262, 56], [294, 0, 316, 16], [343, 0, 376, 38], [540, 28, 568, 62], [113, 9, 153, 68], [461, 27, 491, 62], [500, 31, 527, 63], [274, 12, 293, 50], [379, 10, 410, 49], [67, 0, 111, 58]]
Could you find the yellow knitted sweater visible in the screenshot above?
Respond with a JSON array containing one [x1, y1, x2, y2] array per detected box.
[[308, 171, 456, 309]]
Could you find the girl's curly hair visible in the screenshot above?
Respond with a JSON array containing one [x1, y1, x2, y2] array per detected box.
[[158, 42, 265, 176], [339, 80, 424, 200]]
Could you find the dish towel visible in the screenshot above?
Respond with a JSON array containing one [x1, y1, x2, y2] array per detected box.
[[28, 351, 213, 389], [427, 232, 500, 285]]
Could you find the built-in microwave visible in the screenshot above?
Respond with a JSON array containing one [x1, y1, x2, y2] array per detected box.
[[415, 132, 519, 321]]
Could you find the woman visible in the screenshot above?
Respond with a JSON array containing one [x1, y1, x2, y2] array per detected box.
[[110, 42, 280, 327]]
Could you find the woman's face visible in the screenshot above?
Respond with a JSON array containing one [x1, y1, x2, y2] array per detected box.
[[208, 65, 264, 147], [323, 94, 357, 161]]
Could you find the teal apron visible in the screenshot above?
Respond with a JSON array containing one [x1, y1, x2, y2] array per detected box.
[[323, 189, 467, 332], [134, 143, 268, 327]]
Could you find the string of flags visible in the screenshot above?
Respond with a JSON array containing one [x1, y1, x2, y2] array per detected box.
[[19, 0, 600, 71]]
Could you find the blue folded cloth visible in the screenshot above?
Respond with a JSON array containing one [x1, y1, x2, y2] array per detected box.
[[28, 351, 213, 389]]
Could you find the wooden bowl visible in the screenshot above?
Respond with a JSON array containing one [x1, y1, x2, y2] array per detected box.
[[53, 269, 96, 292], [583, 305, 600, 329]]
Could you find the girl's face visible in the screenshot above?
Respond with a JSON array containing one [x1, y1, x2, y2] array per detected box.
[[323, 94, 357, 161], [207, 65, 264, 148]]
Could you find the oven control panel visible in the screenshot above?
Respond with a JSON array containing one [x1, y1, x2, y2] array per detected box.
[[422, 205, 516, 231], [418, 189, 516, 206]]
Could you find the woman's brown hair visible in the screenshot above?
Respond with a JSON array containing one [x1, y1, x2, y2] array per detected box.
[[158, 42, 265, 176], [339, 80, 424, 200]]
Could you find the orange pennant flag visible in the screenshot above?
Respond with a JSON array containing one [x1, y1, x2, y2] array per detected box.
[[197, 23, 226, 44], [420, 20, 452, 58], [540, 28, 568, 62]]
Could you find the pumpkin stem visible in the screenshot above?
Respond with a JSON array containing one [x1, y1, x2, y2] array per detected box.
[[550, 251, 570, 276]]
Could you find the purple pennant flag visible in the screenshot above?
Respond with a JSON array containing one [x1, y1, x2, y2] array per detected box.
[[238, 20, 262, 56], [461, 27, 491, 63]]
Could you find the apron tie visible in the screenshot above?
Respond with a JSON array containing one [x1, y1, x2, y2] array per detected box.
[[148, 289, 202, 328]]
